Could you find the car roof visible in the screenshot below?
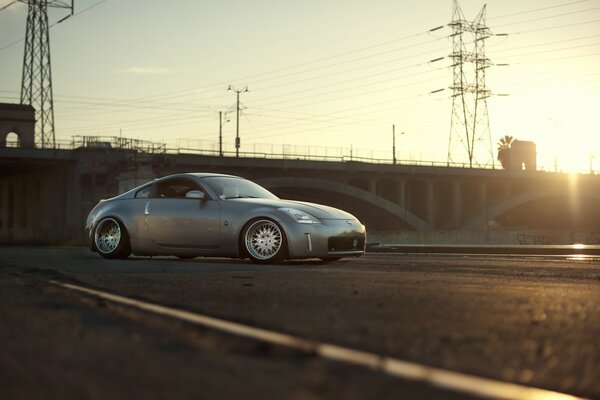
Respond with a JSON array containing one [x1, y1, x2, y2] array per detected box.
[[113, 173, 243, 200], [160, 172, 240, 180]]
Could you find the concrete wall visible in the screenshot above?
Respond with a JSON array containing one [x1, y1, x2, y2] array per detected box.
[[0, 168, 75, 243]]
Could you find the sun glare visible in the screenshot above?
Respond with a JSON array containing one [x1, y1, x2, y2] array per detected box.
[[496, 81, 600, 173]]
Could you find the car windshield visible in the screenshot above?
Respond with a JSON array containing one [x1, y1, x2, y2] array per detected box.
[[203, 176, 278, 200]]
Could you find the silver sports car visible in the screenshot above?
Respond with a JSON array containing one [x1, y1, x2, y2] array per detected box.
[[86, 173, 366, 263]]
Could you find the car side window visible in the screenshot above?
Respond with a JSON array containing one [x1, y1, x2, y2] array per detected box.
[[135, 185, 151, 199], [157, 178, 203, 199]]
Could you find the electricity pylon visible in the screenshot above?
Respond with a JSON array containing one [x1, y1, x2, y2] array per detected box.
[[19, 0, 73, 148], [447, 0, 494, 168]]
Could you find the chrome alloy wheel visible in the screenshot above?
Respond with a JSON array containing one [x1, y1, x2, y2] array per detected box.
[[95, 218, 122, 254], [245, 220, 283, 261]]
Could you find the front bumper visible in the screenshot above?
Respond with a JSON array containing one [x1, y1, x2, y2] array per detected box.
[[284, 219, 366, 259]]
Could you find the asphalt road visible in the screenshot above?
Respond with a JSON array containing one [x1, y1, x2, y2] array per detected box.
[[1, 246, 599, 400]]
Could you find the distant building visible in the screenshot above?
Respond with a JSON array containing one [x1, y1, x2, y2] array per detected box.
[[508, 140, 536, 170]]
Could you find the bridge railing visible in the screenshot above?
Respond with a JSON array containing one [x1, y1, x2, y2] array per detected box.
[[175, 146, 477, 169], [70, 136, 167, 153], [2, 135, 497, 170]]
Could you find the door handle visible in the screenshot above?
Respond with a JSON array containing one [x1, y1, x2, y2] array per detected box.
[[145, 201, 151, 215]]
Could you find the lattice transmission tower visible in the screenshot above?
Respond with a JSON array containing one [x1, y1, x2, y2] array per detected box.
[[19, 0, 73, 148], [447, 0, 494, 168]]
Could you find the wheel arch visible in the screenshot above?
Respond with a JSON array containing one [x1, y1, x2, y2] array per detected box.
[[89, 200, 139, 250]]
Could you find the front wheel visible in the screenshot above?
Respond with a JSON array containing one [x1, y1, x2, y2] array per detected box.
[[243, 219, 287, 263], [94, 217, 131, 259]]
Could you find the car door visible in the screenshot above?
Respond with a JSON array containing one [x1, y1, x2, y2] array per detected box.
[[145, 177, 221, 248]]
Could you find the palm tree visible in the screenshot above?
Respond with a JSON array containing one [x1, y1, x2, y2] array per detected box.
[[497, 135, 514, 169]]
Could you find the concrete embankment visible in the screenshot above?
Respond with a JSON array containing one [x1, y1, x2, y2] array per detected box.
[[367, 229, 600, 255], [368, 229, 600, 246], [367, 243, 600, 255]]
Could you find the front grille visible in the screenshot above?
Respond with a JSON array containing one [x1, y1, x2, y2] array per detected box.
[[328, 236, 365, 252]]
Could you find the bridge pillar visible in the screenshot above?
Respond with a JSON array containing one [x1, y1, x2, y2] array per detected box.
[[0, 182, 11, 240], [452, 182, 462, 229], [398, 180, 406, 208], [368, 179, 376, 195], [479, 183, 488, 226], [426, 180, 434, 226]]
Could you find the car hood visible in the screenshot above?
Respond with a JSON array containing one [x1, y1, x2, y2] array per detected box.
[[230, 198, 358, 220]]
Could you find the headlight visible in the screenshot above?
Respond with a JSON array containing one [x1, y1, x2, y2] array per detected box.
[[278, 208, 321, 224]]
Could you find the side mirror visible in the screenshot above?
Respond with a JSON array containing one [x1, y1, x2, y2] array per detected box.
[[186, 190, 205, 200]]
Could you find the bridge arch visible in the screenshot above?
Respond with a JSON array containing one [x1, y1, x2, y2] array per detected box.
[[2, 131, 21, 148], [463, 189, 600, 229], [256, 177, 431, 230]]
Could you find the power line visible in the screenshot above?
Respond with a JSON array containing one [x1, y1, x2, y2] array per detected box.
[[489, 0, 595, 20], [54, 30, 440, 107], [249, 48, 444, 103], [47, 24, 598, 122], [492, 5, 600, 28], [498, 41, 600, 60], [493, 33, 600, 54], [35, 36, 447, 124], [6, 0, 598, 152], [0, 1, 16, 11], [510, 50, 600, 66], [19, 4, 597, 118], [506, 18, 600, 35], [0, 0, 110, 52], [254, 69, 446, 111], [47, 9, 599, 115]]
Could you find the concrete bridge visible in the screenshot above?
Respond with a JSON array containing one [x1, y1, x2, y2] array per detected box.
[[2, 144, 600, 244]]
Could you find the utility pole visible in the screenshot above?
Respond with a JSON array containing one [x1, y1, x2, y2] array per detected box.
[[19, 0, 73, 149], [392, 125, 396, 165], [228, 85, 248, 158], [392, 126, 405, 165]]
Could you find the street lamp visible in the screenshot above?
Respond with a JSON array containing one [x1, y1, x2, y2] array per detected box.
[[392, 125, 405, 165], [218, 111, 230, 157], [228, 85, 249, 158]]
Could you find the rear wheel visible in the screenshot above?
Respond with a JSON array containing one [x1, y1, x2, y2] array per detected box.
[[243, 219, 287, 263], [94, 217, 131, 259]]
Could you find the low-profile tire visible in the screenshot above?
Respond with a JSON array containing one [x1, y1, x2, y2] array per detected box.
[[94, 217, 131, 259], [243, 219, 287, 263]]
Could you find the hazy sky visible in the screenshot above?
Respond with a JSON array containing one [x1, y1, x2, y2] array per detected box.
[[0, 0, 599, 171]]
